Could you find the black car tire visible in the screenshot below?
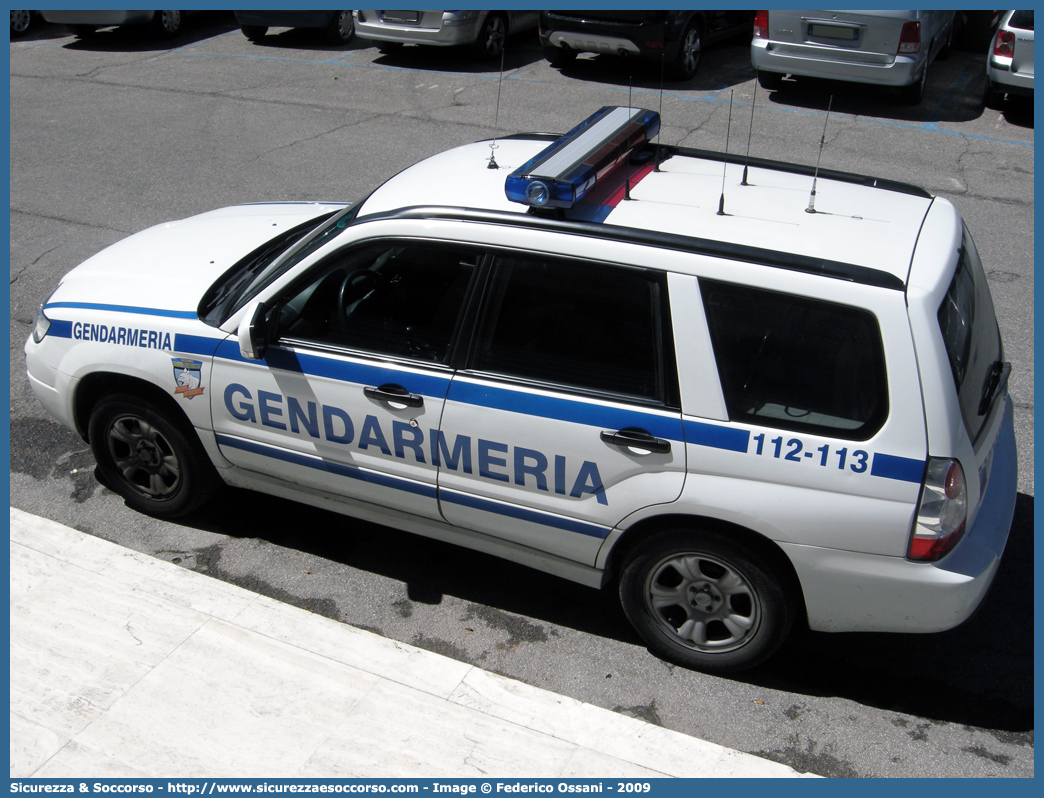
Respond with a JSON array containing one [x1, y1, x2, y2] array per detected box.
[[241, 25, 268, 42], [543, 44, 577, 68], [757, 69, 784, 90], [667, 22, 702, 80], [10, 10, 33, 37], [899, 62, 928, 104], [89, 393, 219, 518], [619, 529, 795, 672], [325, 11, 354, 45], [151, 10, 183, 38], [983, 77, 1003, 109], [469, 13, 507, 61]]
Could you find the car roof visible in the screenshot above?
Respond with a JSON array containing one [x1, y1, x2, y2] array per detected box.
[[357, 128, 936, 289]]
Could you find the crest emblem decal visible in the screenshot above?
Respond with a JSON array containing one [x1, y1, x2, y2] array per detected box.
[[172, 358, 204, 399]]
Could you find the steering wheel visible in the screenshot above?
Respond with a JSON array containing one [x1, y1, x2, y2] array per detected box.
[[338, 269, 380, 324]]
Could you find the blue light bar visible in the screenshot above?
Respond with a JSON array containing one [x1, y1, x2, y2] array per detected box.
[[505, 106, 660, 210]]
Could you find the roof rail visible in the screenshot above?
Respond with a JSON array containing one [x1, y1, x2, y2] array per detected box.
[[354, 205, 907, 291]]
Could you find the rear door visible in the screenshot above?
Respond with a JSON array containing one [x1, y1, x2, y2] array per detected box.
[[436, 251, 686, 565]]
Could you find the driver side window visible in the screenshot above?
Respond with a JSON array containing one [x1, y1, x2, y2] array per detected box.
[[274, 241, 480, 364]]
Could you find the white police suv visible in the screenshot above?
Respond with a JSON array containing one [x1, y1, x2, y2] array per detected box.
[[25, 106, 1017, 672]]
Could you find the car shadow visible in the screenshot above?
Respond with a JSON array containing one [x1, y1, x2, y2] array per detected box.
[[184, 481, 1033, 734], [365, 34, 545, 74], [56, 12, 238, 53]]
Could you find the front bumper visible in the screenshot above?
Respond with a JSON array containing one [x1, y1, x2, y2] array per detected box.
[[25, 337, 81, 437], [784, 397, 1017, 634], [751, 39, 923, 87]]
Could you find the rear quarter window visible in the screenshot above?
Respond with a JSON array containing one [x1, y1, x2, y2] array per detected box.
[[700, 279, 888, 440]]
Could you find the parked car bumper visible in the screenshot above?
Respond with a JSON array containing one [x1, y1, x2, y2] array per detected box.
[[752, 39, 924, 87], [987, 56, 1034, 96], [40, 11, 154, 27], [355, 11, 485, 47]]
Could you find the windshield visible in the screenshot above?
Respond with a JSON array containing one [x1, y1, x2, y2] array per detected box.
[[199, 203, 360, 326]]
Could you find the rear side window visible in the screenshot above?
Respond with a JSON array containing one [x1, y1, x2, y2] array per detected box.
[[701, 279, 888, 440], [938, 227, 1003, 443], [470, 255, 674, 404]]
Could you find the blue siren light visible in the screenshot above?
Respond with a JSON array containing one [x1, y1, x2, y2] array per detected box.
[[505, 106, 660, 210]]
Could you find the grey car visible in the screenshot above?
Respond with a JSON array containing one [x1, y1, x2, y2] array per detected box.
[[984, 10, 1035, 107], [751, 9, 956, 104], [354, 10, 538, 60], [39, 10, 186, 37]]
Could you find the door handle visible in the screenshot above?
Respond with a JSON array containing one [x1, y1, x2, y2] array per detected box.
[[364, 383, 424, 408], [600, 427, 671, 454]]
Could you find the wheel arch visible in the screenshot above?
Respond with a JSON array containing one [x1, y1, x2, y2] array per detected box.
[[603, 513, 808, 625], [74, 372, 195, 443]]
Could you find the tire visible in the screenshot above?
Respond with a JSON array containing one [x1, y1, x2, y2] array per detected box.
[[983, 77, 1003, 109], [757, 69, 784, 90], [151, 10, 183, 38], [619, 529, 795, 672], [470, 13, 506, 61], [10, 10, 32, 37], [241, 25, 268, 42], [900, 61, 928, 104], [667, 22, 702, 80], [89, 393, 219, 518], [543, 44, 577, 69], [325, 10, 354, 45]]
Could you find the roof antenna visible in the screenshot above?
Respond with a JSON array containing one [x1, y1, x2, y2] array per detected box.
[[655, 50, 665, 171], [741, 81, 757, 186], [487, 49, 505, 169], [717, 90, 734, 216], [806, 95, 834, 213]]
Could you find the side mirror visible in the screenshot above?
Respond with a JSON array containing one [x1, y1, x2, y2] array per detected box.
[[237, 300, 268, 360]]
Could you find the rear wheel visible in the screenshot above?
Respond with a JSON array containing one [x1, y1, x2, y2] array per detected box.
[[11, 10, 33, 37], [240, 25, 267, 42], [667, 22, 702, 80], [619, 529, 794, 672], [543, 44, 577, 68], [89, 394, 219, 518], [151, 10, 183, 37], [757, 69, 784, 90], [900, 62, 928, 104], [325, 10, 354, 45], [470, 13, 506, 60]]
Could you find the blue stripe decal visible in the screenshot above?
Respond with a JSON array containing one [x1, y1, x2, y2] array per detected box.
[[439, 489, 611, 539], [213, 340, 453, 399], [45, 302, 198, 319], [47, 319, 73, 339], [684, 420, 750, 452], [174, 334, 224, 357], [215, 434, 438, 498], [447, 380, 684, 441], [871, 453, 925, 483]]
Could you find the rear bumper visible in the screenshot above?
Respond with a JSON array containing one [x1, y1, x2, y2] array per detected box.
[[987, 56, 1035, 95], [355, 12, 482, 47], [40, 11, 153, 27], [784, 398, 1017, 633], [539, 19, 680, 62], [751, 39, 923, 87]]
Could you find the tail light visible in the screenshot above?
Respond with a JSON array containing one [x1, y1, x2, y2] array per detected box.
[[754, 10, 769, 40], [898, 21, 921, 54], [908, 458, 967, 561], [993, 29, 1015, 58]]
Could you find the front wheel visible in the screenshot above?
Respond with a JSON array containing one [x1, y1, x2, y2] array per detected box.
[[89, 394, 219, 518], [619, 530, 794, 672], [241, 25, 268, 42], [325, 10, 354, 45]]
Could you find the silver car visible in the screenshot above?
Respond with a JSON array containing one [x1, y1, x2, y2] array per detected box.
[[984, 10, 1035, 107], [751, 9, 955, 104], [354, 10, 538, 60]]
